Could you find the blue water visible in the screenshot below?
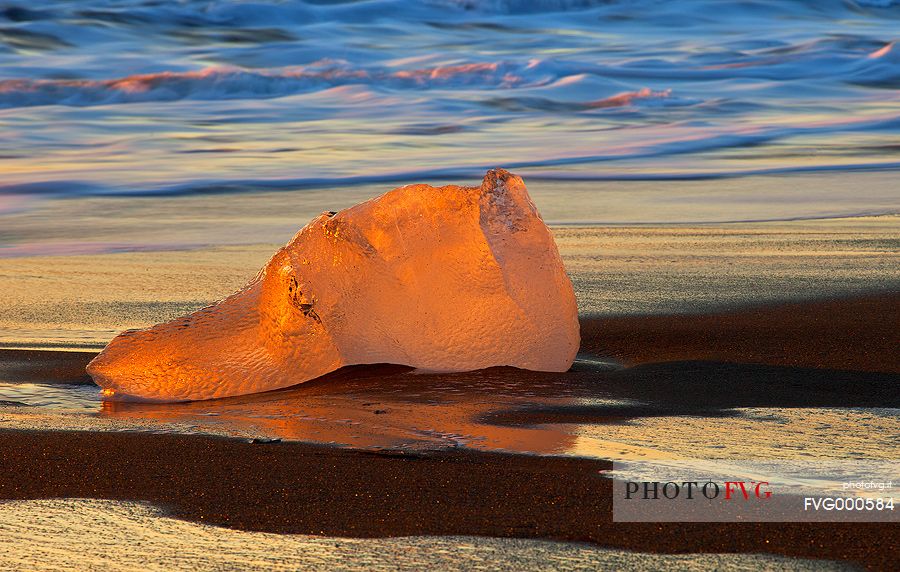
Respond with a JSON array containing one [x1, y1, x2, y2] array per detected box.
[[0, 1, 898, 245]]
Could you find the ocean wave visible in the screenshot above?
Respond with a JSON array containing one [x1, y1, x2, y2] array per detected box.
[[430, 0, 900, 15], [1, 105, 896, 199], [1, 0, 898, 225], [3, 0, 896, 26], [486, 88, 683, 112], [3, 40, 899, 109], [428, 0, 619, 13], [5, 160, 898, 202], [0, 62, 552, 109], [853, 0, 900, 7], [0, 60, 689, 110], [849, 42, 900, 88]]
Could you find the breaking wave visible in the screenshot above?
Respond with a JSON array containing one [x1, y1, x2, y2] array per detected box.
[[0, 63, 540, 109], [0, 0, 898, 224], [1, 41, 898, 109]]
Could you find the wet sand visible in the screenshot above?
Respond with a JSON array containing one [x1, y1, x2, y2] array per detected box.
[[0, 348, 95, 384], [582, 293, 900, 374], [5, 499, 852, 572], [2, 217, 898, 349], [4, 291, 898, 384], [1, 292, 898, 570], [1, 219, 898, 570], [0, 429, 894, 571]]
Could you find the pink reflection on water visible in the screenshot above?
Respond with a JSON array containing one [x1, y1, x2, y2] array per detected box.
[[868, 42, 894, 59]]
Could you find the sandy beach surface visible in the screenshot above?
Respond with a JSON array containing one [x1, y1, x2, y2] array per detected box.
[[2, 216, 898, 348], [0, 430, 890, 571], [1, 219, 898, 570], [3, 1, 899, 568]]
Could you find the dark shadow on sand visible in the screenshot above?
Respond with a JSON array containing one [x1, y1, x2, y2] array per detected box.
[[0, 349, 95, 384], [1, 429, 895, 570], [2, 293, 899, 570], [481, 360, 899, 427]]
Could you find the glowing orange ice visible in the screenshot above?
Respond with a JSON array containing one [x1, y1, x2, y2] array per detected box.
[[87, 170, 580, 402]]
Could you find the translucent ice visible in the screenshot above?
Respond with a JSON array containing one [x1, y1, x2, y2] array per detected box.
[[87, 170, 579, 401]]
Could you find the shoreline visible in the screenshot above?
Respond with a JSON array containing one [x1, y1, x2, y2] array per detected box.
[[1, 291, 897, 450], [581, 291, 900, 374], [3, 216, 898, 349], [1, 428, 895, 571], [1, 291, 897, 570], [3, 291, 897, 381]]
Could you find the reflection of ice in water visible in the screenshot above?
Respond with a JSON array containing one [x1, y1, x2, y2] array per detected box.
[[0, 499, 851, 572], [2, 367, 898, 489]]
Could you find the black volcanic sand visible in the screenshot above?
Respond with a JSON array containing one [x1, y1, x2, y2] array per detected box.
[[582, 292, 900, 374], [3, 293, 898, 423], [1, 430, 897, 571], [1, 292, 899, 570], [0, 348, 95, 384]]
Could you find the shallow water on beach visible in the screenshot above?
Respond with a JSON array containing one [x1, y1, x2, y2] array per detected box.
[[1, 0, 898, 520], [2, 220, 898, 347], [1, 0, 899, 257], [1, 4, 897, 565], [1, 219, 899, 493], [2, 359, 898, 499]]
